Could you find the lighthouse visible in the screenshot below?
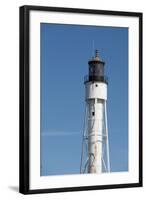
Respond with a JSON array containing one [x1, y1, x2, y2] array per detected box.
[[80, 50, 110, 174]]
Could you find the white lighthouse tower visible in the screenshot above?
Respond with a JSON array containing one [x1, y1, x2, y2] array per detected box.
[[80, 50, 110, 174]]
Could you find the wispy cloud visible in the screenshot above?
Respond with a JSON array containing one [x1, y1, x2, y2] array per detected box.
[[41, 130, 81, 136]]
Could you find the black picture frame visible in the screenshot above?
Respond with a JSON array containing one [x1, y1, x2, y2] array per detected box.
[[19, 5, 143, 194]]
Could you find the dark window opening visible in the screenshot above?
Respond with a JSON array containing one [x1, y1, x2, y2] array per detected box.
[[92, 112, 95, 116]]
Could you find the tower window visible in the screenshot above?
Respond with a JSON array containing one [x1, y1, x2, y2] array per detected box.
[[92, 112, 95, 116]]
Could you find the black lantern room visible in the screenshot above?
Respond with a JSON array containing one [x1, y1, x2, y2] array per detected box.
[[86, 50, 107, 84]]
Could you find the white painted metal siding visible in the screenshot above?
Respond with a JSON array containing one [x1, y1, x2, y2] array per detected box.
[[85, 82, 107, 100], [87, 99, 104, 173]]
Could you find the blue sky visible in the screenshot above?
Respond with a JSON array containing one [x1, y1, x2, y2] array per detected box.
[[40, 23, 128, 176]]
